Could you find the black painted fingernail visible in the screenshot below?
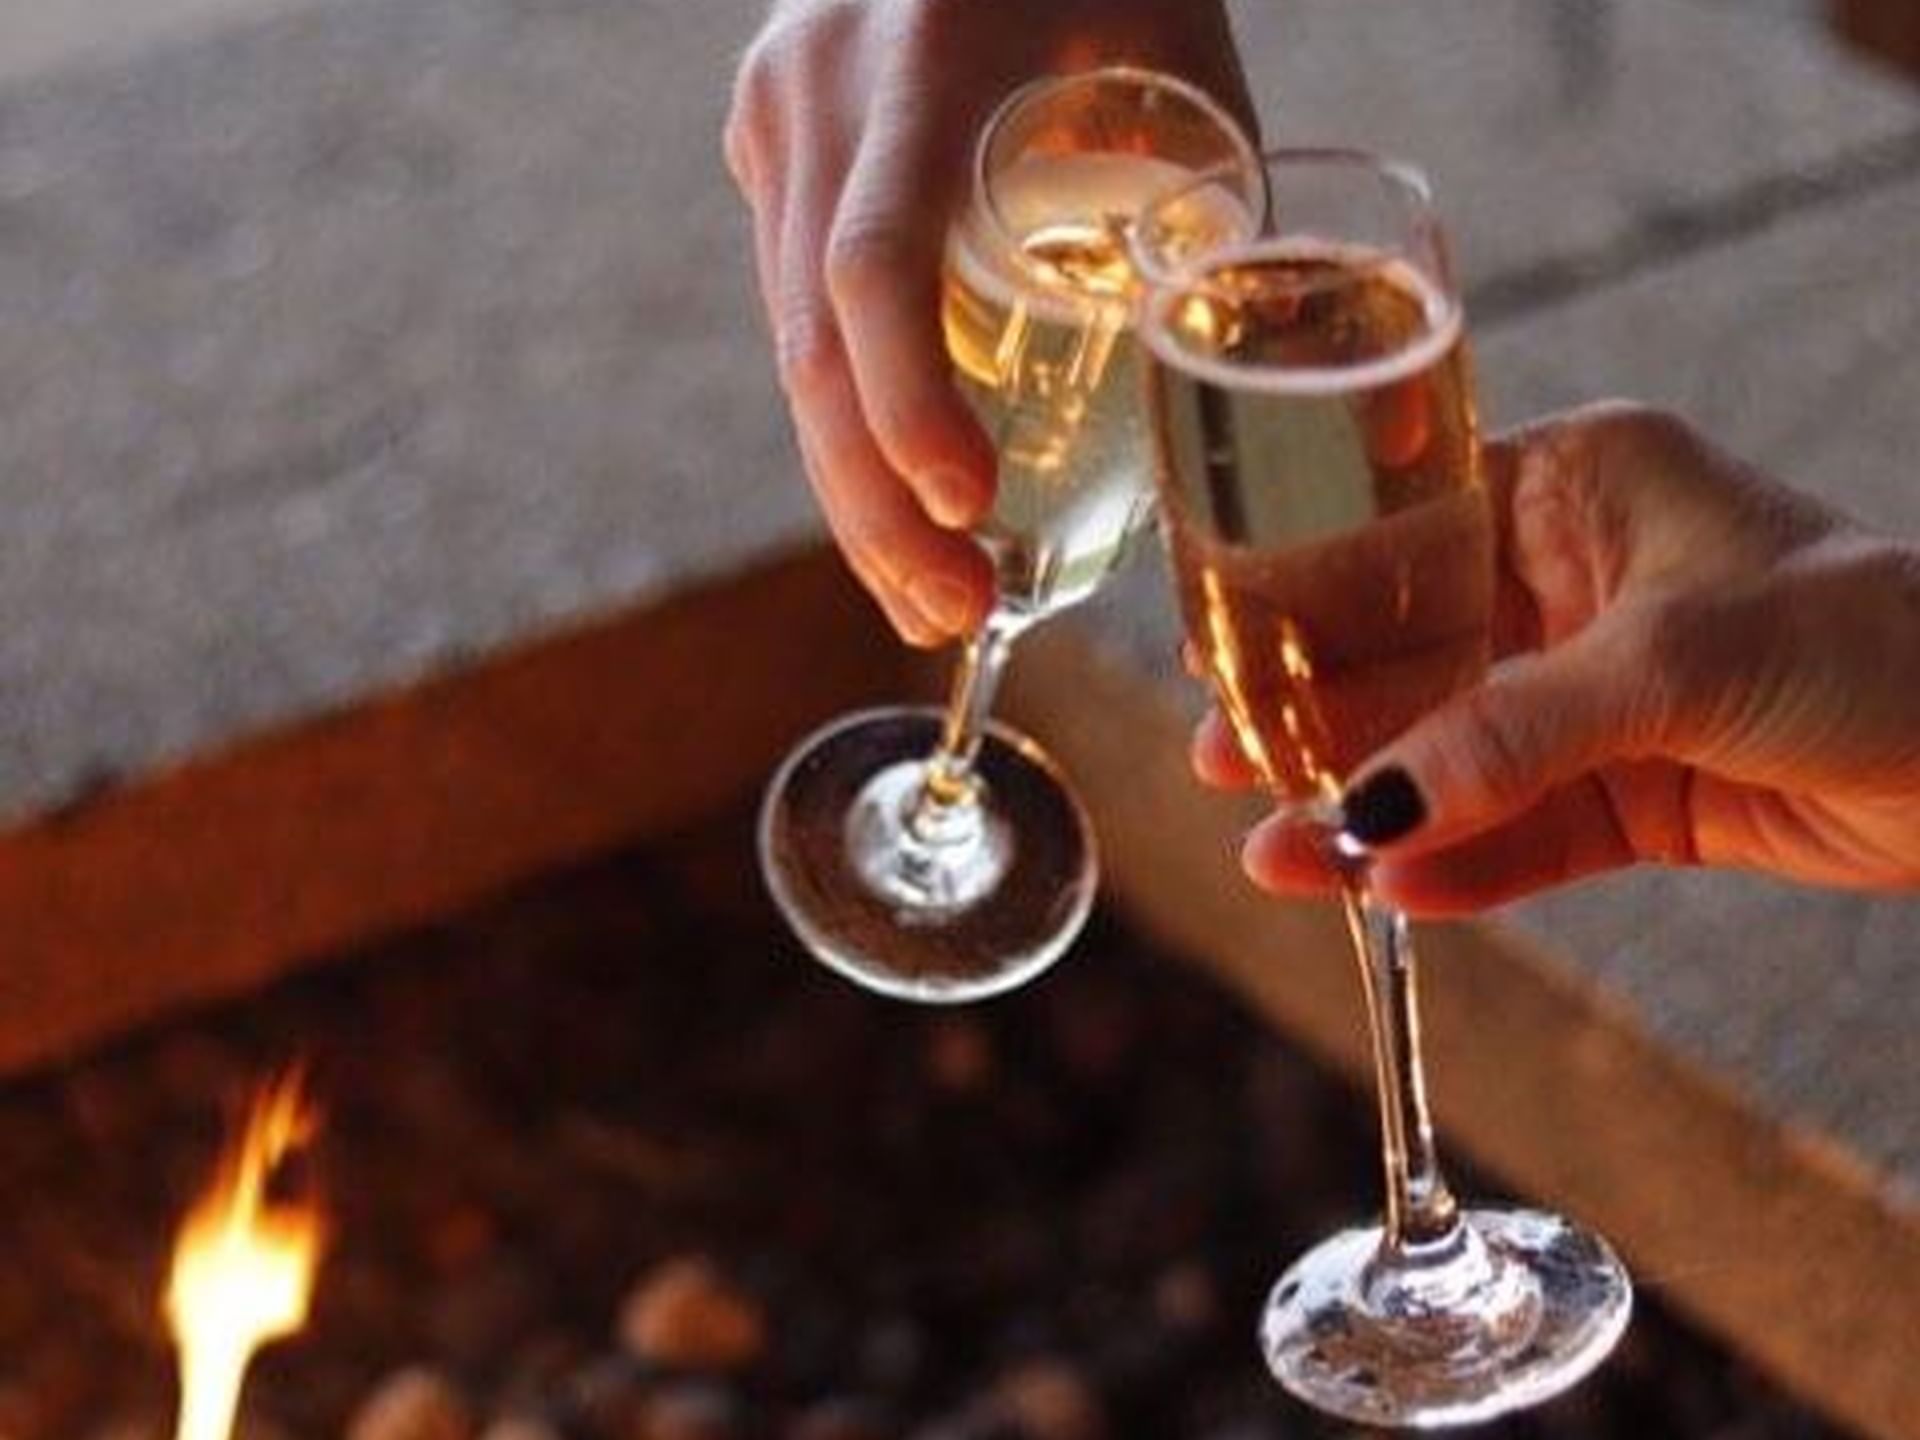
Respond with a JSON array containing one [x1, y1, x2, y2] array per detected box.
[[1340, 767, 1426, 847]]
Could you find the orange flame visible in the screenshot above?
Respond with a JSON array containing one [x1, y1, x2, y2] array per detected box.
[[165, 1070, 326, 1440]]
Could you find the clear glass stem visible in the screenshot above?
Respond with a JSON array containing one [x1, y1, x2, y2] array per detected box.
[[1336, 871, 1461, 1255], [919, 610, 1025, 818]]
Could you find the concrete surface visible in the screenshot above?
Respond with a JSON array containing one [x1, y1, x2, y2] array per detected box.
[[1480, 174, 1920, 1203], [0, 0, 811, 822], [3, 0, 1915, 826], [0, 0, 341, 86]]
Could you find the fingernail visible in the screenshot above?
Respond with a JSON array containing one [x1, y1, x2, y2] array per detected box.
[[906, 573, 977, 635], [923, 467, 987, 528], [1340, 767, 1426, 847]]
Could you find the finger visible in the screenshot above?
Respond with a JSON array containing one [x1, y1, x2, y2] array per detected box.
[[1245, 766, 1676, 914], [1239, 816, 1343, 899], [1336, 612, 1660, 857], [778, 102, 994, 640], [761, 137, 951, 643], [1365, 776, 1636, 917], [1190, 706, 1260, 790], [826, 83, 996, 528], [794, 425, 946, 649], [722, 27, 778, 198], [793, 360, 995, 641], [740, 91, 942, 647], [1480, 435, 1545, 662], [1684, 770, 1912, 892], [728, 47, 789, 347]]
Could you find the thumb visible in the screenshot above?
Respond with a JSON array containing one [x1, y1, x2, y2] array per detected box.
[[1338, 618, 1659, 857]]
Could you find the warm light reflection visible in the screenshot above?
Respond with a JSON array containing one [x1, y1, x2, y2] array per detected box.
[[1200, 567, 1281, 792], [166, 1070, 326, 1440]]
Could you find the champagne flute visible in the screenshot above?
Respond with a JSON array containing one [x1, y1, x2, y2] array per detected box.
[[760, 67, 1260, 1003], [1136, 149, 1632, 1426]]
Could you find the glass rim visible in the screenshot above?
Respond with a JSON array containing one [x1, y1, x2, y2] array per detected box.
[[1134, 146, 1464, 397], [1131, 144, 1442, 282], [969, 64, 1262, 285]]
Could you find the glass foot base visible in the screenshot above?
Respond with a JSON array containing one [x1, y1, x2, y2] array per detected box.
[[759, 707, 1097, 1004], [1261, 1208, 1632, 1428]]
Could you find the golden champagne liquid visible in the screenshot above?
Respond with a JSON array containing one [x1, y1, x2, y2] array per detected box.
[[943, 153, 1218, 619], [1146, 246, 1493, 805]]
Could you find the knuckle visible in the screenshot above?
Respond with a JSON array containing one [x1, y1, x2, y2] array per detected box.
[[834, 507, 907, 573], [744, 0, 865, 93], [1603, 598, 1711, 750], [721, 112, 758, 192], [1560, 398, 1684, 462], [818, 496, 894, 587], [727, 33, 780, 130], [1586, 400, 1695, 476], [727, 0, 858, 185], [1453, 686, 1537, 806], [1628, 594, 1705, 688], [1574, 397, 1666, 433], [773, 303, 843, 403], [722, 81, 769, 190], [824, 221, 918, 304], [842, 541, 891, 596]]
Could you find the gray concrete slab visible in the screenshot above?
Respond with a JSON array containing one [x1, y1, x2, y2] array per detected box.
[[2, 0, 1915, 828], [0, 0, 343, 87], [1234, 0, 1920, 307], [1475, 174, 1920, 1202], [0, 0, 811, 822]]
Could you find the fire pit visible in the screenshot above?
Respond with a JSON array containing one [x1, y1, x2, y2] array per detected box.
[[0, 808, 1849, 1440]]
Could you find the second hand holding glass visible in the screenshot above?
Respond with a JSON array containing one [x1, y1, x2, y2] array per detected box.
[[1137, 149, 1632, 1427], [761, 68, 1260, 1003]]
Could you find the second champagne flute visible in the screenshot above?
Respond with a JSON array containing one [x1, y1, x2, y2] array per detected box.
[[1137, 149, 1632, 1427], [760, 67, 1260, 1003]]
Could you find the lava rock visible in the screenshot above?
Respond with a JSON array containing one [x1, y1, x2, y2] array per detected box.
[[477, 1416, 566, 1440], [924, 1019, 996, 1096], [783, 1395, 897, 1440], [558, 1353, 651, 1440], [618, 1257, 767, 1373], [992, 1358, 1104, 1440], [637, 1381, 748, 1440], [1151, 1263, 1219, 1334], [346, 1368, 475, 1440], [902, 1406, 1023, 1440], [427, 1257, 549, 1372], [855, 1316, 929, 1395]]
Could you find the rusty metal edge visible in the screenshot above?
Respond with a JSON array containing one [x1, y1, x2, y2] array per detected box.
[[0, 543, 905, 1079]]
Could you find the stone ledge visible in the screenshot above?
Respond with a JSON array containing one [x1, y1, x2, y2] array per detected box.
[[0, 549, 904, 1076], [1, 0, 1913, 831]]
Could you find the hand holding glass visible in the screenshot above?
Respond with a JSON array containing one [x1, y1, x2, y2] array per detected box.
[[1137, 150, 1632, 1427], [760, 69, 1260, 1003]]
